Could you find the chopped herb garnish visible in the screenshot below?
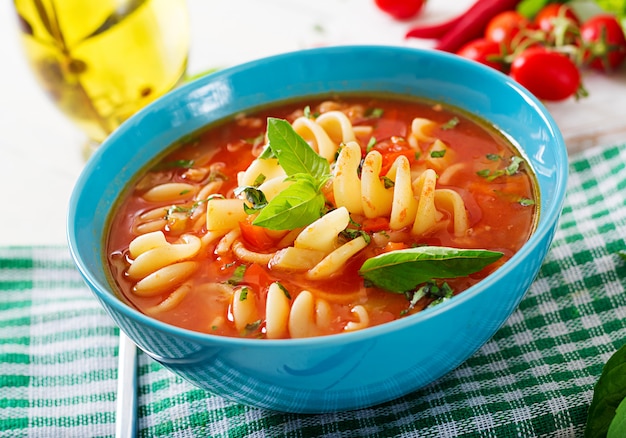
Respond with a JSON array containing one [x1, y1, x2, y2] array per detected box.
[[366, 136, 377, 152], [430, 149, 446, 158], [166, 195, 222, 219], [493, 190, 536, 206], [228, 265, 247, 286], [235, 186, 269, 214], [252, 173, 267, 187], [365, 107, 384, 118], [276, 282, 291, 299], [340, 228, 372, 243], [239, 286, 250, 301], [505, 156, 524, 175], [427, 282, 454, 308], [401, 284, 429, 315], [618, 250, 626, 261], [348, 216, 361, 228], [303, 105, 312, 118], [166, 205, 189, 216], [441, 117, 459, 130], [245, 319, 262, 332], [382, 176, 395, 189], [477, 156, 526, 181], [401, 281, 454, 315], [486, 153, 501, 161]]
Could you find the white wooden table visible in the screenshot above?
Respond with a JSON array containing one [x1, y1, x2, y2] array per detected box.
[[1, 0, 625, 246]]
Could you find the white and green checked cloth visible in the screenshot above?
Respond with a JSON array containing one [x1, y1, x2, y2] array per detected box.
[[2, 141, 626, 438]]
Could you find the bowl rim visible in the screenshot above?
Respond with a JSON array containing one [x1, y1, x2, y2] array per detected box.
[[67, 44, 569, 348]]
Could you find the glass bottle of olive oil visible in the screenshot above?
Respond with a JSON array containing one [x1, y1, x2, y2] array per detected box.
[[14, 0, 190, 144]]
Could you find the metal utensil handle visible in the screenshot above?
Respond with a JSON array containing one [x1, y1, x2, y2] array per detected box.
[[115, 331, 138, 438]]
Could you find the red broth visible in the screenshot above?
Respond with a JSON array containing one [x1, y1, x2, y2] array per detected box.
[[107, 96, 537, 339]]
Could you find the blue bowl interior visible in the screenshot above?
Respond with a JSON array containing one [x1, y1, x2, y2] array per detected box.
[[67, 45, 568, 411]]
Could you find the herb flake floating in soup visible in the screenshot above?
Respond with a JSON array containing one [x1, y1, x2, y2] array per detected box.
[[107, 96, 537, 339]]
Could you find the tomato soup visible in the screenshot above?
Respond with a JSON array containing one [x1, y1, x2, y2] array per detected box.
[[107, 95, 537, 339]]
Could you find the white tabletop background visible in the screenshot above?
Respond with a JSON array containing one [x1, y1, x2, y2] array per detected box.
[[2, 0, 626, 246]]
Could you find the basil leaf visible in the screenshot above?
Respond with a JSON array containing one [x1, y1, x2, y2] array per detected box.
[[266, 118, 330, 180], [258, 145, 275, 160], [359, 246, 503, 293], [608, 397, 626, 438], [252, 177, 325, 230], [585, 344, 626, 438]]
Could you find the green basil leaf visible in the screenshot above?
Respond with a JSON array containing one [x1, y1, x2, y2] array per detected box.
[[585, 344, 626, 438], [359, 246, 503, 293], [266, 118, 330, 180], [608, 396, 626, 438], [252, 177, 325, 230], [258, 145, 275, 160]]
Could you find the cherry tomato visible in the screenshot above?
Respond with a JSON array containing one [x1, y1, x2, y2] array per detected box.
[[374, 0, 425, 20], [373, 137, 416, 175], [534, 3, 580, 33], [510, 47, 581, 101], [239, 221, 277, 252], [534, 3, 580, 46], [580, 14, 626, 71], [485, 10, 530, 47], [457, 38, 507, 72]]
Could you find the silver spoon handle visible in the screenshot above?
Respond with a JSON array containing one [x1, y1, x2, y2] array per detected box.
[[115, 331, 138, 438]]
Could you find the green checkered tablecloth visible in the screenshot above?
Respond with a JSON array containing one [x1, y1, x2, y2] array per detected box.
[[2, 142, 626, 438]]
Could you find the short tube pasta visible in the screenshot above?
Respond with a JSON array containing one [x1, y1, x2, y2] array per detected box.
[[333, 141, 364, 215], [361, 151, 393, 218], [142, 183, 198, 202], [265, 282, 290, 339], [390, 155, 419, 230], [294, 207, 350, 253], [232, 287, 258, 332]]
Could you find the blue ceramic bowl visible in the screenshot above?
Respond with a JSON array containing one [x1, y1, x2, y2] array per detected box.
[[67, 46, 568, 414]]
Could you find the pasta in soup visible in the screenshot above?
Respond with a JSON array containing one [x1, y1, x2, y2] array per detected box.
[[107, 95, 537, 339]]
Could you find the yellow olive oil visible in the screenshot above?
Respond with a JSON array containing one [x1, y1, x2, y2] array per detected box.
[[14, 0, 189, 143]]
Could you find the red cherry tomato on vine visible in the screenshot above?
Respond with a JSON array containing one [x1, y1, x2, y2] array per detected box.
[[510, 47, 581, 101], [457, 38, 507, 72], [374, 0, 426, 20], [580, 14, 626, 72], [534, 3, 580, 33], [485, 10, 530, 47]]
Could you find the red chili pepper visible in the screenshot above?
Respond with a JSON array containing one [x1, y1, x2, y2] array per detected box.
[[406, 0, 523, 53], [435, 0, 523, 52], [405, 14, 465, 40]]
